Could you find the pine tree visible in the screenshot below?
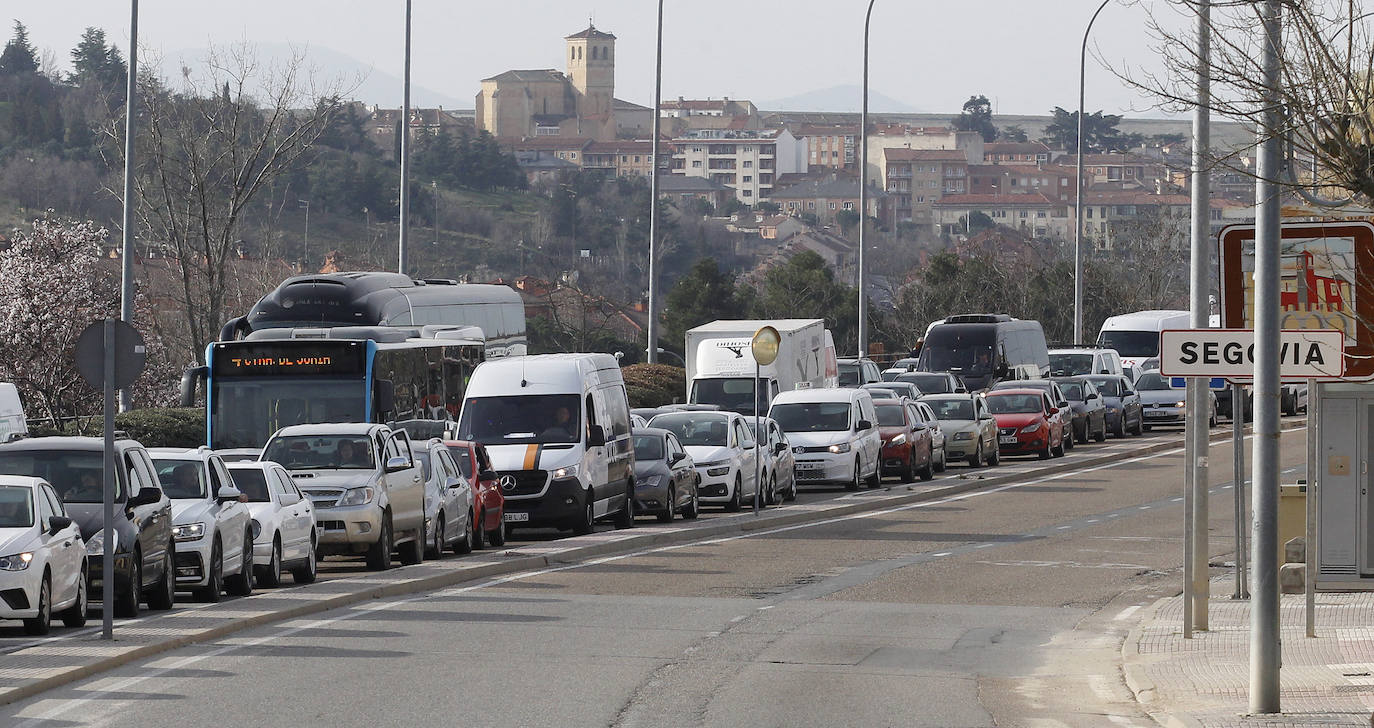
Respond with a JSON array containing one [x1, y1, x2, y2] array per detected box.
[[0, 21, 39, 76]]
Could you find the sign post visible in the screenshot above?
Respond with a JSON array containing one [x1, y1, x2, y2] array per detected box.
[[75, 319, 146, 639], [750, 326, 780, 516]]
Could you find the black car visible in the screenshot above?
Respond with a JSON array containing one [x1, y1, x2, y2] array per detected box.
[[631, 428, 700, 522], [1052, 377, 1108, 443], [0, 437, 176, 617]]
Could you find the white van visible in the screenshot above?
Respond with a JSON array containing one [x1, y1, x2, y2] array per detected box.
[[1048, 347, 1124, 378], [456, 354, 634, 535], [1096, 310, 1191, 373], [0, 384, 27, 443], [768, 388, 882, 491]]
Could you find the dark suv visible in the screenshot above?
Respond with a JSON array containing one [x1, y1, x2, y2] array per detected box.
[[0, 437, 176, 617]]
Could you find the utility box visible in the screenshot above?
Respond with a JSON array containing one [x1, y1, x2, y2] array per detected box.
[[1279, 483, 1307, 565], [1315, 384, 1374, 590]]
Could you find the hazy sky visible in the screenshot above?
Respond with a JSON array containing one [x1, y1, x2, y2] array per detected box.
[[17, 1, 1182, 116]]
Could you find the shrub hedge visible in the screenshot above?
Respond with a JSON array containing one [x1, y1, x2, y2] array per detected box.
[[622, 364, 685, 408], [47, 407, 206, 448]]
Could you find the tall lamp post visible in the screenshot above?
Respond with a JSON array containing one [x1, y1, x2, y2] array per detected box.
[[298, 199, 310, 266], [117, 0, 139, 413], [857, 0, 877, 359], [397, 0, 412, 275], [646, 0, 665, 364], [1073, 0, 1112, 345]]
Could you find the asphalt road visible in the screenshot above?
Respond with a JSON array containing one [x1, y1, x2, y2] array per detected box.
[[0, 424, 1308, 727]]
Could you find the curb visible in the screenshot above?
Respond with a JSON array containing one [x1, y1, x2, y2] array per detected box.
[[1119, 595, 1201, 728], [0, 420, 1305, 708]]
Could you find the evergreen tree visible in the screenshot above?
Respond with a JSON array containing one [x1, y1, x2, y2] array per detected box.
[[951, 94, 997, 143], [0, 21, 38, 76]]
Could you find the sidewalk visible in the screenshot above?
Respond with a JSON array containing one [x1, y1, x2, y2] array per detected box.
[[1124, 577, 1374, 727]]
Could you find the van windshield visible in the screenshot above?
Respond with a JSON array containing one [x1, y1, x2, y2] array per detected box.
[[1097, 330, 1160, 358], [458, 395, 581, 445], [770, 402, 851, 432], [918, 327, 996, 373]]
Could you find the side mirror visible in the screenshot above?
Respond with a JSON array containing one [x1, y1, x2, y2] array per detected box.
[[1123, 390, 1135, 397], [217, 484, 244, 503], [1058, 400, 1069, 408], [911, 421, 926, 430], [1049, 407, 1060, 415], [385, 456, 410, 472], [1087, 392, 1098, 400], [47, 515, 73, 533], [773, 442, 787, 454], [127, 486, 162, 508], [669, 452, 686, 464], [279, 492, 301, 506], [586, 424, 606, 447], [478, 469, 498, 482], [446, 477, 465, 490], [856, 419, 872, 431], [979, 412, 994, 421]]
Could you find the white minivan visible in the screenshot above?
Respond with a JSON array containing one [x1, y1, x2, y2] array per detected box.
[[769, 388, 882, 491], [1096, 310, 1190, 374], [456, 354, 635, 535]]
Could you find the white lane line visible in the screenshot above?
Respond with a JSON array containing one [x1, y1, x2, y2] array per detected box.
[[1137, 505, 1151, 510], [1087, 519, 1099, 523], [932, 552, 951, 557], [975, 543, 994, 549], [1057, 525, 1071, 530], [1171, 497, 1184, 502], [1113, 605, 1142, 621]]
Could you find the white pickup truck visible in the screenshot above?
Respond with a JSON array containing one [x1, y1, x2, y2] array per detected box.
[[260, 423, 425, 570]]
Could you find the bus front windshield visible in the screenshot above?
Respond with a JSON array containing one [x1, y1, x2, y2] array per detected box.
[[1097, 330, 1160, 358], [211, 378, 366, 450]]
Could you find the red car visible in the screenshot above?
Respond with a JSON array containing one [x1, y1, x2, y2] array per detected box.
[[874, 399, 934, 481], [983, 389, 1065, 460], [443, 440, 507, 547]]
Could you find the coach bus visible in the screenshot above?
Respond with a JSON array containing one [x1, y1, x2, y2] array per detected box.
[[219, 272, 526, 358], [200, 326, 484, 450]]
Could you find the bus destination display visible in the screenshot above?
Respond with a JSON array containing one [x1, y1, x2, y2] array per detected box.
[[211, 342, 366, 377]]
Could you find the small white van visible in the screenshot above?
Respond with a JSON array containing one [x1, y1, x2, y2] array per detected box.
[[0, 384, 27, 443], [769, 388, 882, 491], [456, 354, 634, 535], [1096, 310, 1190, 373]]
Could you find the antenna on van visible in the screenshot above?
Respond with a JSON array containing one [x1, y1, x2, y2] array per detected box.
[[520, 356, 528, 388]]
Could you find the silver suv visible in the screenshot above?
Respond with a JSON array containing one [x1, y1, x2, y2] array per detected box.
[[261, 423, 425, 570]]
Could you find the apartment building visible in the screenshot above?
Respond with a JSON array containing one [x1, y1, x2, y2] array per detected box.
[[967, 164, 1077, 201], [793, 124, 859, 170], [933, 192, 1070, 240], [769, 173, 888, 225], [659, 97, 762, 135], [1076, 189, 1191, 249], [863, 125, 984, 190], [983, 141, 1053, 165], [669, 129, 806, 204], [582, 140, 659, 178], [883, 149, 970, 225], [1054, 152, 1166, 190]]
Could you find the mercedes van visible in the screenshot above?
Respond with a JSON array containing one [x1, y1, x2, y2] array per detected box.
[[456, 354, 634, 535]]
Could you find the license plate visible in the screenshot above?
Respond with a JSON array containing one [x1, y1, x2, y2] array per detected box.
[[503, 512, 529, 523], [796, 462, 821, 470], [999, 436, 1017, 445], [1146, 410, 1169, 418]]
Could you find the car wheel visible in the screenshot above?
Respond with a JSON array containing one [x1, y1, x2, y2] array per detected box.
[[1095, 417, 1107, 442], [934, 447, 946, 473], [398, 519, 425, 566], [682, 487, 701, 519], [113, 551, 141, 618], [1113, 415, 1127, 438], [846, 460, 862, 490], [901, 449, 916, 483], [1039, 437, 1052, 459], [988, 442, 1001, 466], [488, 519, 507, 547], [1130, 411, 1144, 436], [472, 509, 486, 550], [146, 547, 175, 611], [573, 492, 596, 535], [785, 473, 797, 502], [968, 443, 982, 468], [23, 575, 51, 636], [292, 536, 318, 584], [1282, 390, 1296, 416], [226, 532, 253, 597], [727, 476, 745, 509], [259, 538, 282, 588], [454, 510, 475, 554], [658, 486, 676, 523], [1210, 410, 1218, 428], [60, 575, 87, 628], [865, 460, 881, 488], [614, 483, 636, 529], [917, 446, 934, 481], [427, 514, 445, 560], [365, 515, 393, 571], [195, 539, 223, 602]]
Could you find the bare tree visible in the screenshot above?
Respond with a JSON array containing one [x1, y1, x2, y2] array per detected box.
[[103, 43, 344, 362]]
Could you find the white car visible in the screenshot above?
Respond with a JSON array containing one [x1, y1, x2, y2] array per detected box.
[[0, 476, 87, 634], [414, 439, 475, 558], [648, 410, 759, 512], [769, 388, 882, 491], [149, 448, 254, 602], [226, 462, 318, 587]]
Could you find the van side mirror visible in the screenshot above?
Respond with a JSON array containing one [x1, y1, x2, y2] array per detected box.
[[856, 419, 872, 431], [1087, 392, 1098, 400], [1123, 390, 1135, 397], [127, 486, 162, 508], [587, 424, 606, 447], [478, 469, 498, 482]]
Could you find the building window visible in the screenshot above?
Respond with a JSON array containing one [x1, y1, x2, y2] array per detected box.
[[743, 175, 752, 182], [1086, 207, 1093, 219], [831, 151, 838, 158], [634, 156, 641, 162], [1019, 210, 1028, 218], [808, 202, 816, 210], [916, 196, 925, 203], [1036, 211, 1046, 218], [692, 160, 702, 168], [743, 160, 752, 168], [692, 146, 703, 153], [828, 202, 837, 210], [743, 190, 752, 198], [569, 152, 577, 160], [843, 201, 854, 210]]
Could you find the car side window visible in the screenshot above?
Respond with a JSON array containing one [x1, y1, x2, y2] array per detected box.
[[267, 469, 289, 497], [37, 485, 56, 524], [40, 484, 65, 518], [212, 458, 235, 497], [124, 451, 152, 497], [206, 460, 224, 498]]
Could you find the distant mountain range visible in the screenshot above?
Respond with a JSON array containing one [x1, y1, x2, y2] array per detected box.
[[760, 85, 920, 113], [158, 42, 468, 109]]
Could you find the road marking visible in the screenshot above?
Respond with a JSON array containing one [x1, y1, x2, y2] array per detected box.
[[1113, 605, 1142, 621], [975, 543, 994, 549], [933, 552, 951, 557], [1137, 505, 1151, 510], [1056, 525, 1071, 530]]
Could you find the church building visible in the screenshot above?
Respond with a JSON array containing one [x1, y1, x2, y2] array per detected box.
[[475, 23, 619, 142]]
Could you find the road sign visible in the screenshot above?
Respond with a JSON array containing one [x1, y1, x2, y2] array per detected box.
[[1170, 377, 1228, 391], [75, 319, 146, 389], [1159, 328, 1345, 379], [751, 326, 780, 366], [1219, 221, 1374, 380]]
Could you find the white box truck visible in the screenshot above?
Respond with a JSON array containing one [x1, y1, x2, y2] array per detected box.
[[685, 319, 836, 415]]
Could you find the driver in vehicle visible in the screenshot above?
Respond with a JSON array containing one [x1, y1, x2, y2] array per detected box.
[[336, 440, 371, 468], [542, 405, 574, 441]]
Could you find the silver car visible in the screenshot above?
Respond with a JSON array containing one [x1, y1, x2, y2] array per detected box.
[[1136, 372, 1217, 429], [911, 400, 948, 473], [226, 461, 318, 587], [415, 439, 476, 558], [923, 393, 999, 467], [753, 417, 796, 503]]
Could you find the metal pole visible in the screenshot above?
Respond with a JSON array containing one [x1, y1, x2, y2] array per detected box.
[[1074, 0, 1110, 345], [1232, 383, 1249, 599], [753, 362, 761, 516], [1183, 402, 1195, 638], [397, 0, 412, 275], [299, 200, 309, 266], [433, 181, 440, 245], [1305, 378, 1317, 637], [646, 0, 663, 364], [101, 319, 115, 639], [1187, 0, 1212, 632], [857, 0, 875, 359], [118, 0, 138, 413], [1250, 0, 1283, 713]]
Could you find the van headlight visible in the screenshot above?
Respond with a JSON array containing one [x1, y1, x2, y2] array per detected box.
[[86, 530, 116, 555], [828, 442, 851, 454], [0, 552, 33, 571], [706, 466, 731, 477], [552, 466, 575, 479], [172, 523, 206, 542], [336, 487, 375, 507]]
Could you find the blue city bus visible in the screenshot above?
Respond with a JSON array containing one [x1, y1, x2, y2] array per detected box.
[[202, 326, 484, 450]]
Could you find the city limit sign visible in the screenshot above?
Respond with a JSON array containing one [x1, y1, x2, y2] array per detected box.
[[1159, 328, 1345, 380]]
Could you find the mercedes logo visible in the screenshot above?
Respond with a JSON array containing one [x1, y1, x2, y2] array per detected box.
[[499, 475, 518, 491]]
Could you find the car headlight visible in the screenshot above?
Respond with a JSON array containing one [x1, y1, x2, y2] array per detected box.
[[552, 466, 574, 479], [1175, 400, 1186, 408], [86, 530, 116, 555], [336, 487, 375, 507], [706, 466, 731, 477], [1021, 423, 1041, 434], [250, 519, 262, 540], [828, 442, 851, 454], [952, 431, 973, 441], [887, 434, 907, 446], [638, 475, 664, 489], [1106, 405, 1118, 412], [0, 552, 34, 571], [173, 523, 206, 542]]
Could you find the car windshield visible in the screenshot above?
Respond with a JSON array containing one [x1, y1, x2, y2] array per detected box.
[[633, 435, 664, 461], [838, 362, 860, 387], [875, 404, 907, 427], [649, 414, 730, 447], [226, 468, 271, 502], [0, 485, 34, 528], [1135, 373, 1172, 391], [1098, 330, 1161, 358], [0, 450, 121, 502], [262, 435, 377, 470], [929, 399, 974, 421], [770, 402, 852, 432], [1049, 353, 1093, 376], [445, 446, 473, 479], [152, 459, 209, 499], [1088, 378, 1121, 396], [987, 394, 1043, 414], [458, 394, 581, 445], [899, 373, 951, 393], [1057, 382, 1085, 400]]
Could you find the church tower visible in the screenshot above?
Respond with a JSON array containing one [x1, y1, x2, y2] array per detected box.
[[565, 23, 615, 124]]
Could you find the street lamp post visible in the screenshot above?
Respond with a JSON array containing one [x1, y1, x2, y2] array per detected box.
[[646, 0, 665, 364], [298, 199, 310, 266], [432, 181, 440, 245], [857, 0, 876, 359], [397, 0, 412, 275], [117, 0, 139, 415], [1073, 0, 1112, 346]]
